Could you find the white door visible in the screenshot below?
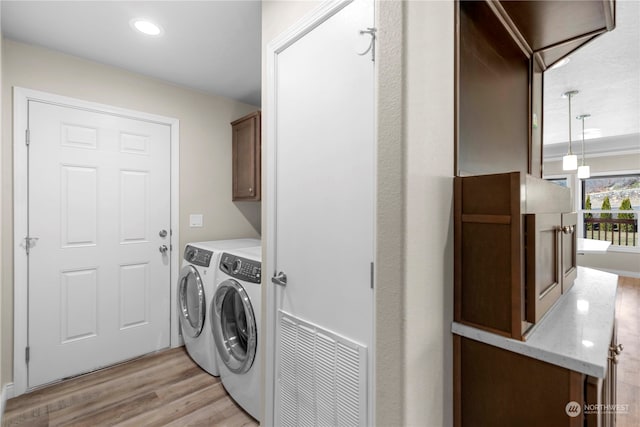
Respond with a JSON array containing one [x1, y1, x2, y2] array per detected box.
[[269, 0, 375, 425], [27, 100, 171, 388]]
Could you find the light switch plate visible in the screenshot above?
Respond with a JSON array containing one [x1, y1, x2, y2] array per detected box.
[[189, 214, 203, 228]]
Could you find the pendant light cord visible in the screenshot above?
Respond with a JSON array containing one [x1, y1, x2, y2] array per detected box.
[[567, 94, 573, 155], [581, 116, 585, 165]]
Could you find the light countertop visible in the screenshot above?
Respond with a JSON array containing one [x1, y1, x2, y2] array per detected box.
[[577, 237, 611, 254], [452, 267, 617, 378]]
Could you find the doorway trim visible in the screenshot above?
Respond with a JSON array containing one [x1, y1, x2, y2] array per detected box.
[[12, 87, 181, 396]]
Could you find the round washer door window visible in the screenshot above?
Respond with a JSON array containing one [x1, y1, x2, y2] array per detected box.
[[212, 279, 256, 374], [178, 265, 205, 338]]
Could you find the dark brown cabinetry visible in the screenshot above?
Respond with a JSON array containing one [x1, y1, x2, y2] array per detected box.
[[454, 172, 574, 339], [454, 329, 619, 427], [231, 111, 261, 201]]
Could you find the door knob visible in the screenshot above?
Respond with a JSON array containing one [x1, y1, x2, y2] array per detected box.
[[159, 229, 168, 238], [271, 271, 287, 286], [562, 225, 574, 234], [159, 245, 168, 254]]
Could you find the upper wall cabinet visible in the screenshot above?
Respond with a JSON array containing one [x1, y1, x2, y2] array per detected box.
[[456, 0, 615, 178], [231, 111, 261, 201]]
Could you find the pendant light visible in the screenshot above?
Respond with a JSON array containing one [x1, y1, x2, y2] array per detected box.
[[562, 90, 579, 171], [576, 114, 591, 179]]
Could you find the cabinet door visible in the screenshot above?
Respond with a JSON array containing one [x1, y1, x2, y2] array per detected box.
[[526, 214, 562, 323], [232, 112, 261, 201], [561, 212, 578, 293]]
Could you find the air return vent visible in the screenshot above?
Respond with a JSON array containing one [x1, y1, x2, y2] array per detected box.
[[276, 310, 367, 427]]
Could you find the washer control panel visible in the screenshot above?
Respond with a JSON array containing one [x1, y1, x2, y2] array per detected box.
[[219, 253, 261, 284], [183, 245, 213, 267]]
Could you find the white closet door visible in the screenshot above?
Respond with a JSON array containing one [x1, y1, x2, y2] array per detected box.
[[270, 0, 375, 425]]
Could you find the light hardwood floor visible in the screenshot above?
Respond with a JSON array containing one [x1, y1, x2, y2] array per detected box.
[[2, 347, 258, 427]]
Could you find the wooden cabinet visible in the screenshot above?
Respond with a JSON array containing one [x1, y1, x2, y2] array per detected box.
[[231, 111, 261, 201], [454, 172, 574, 339], [454, 330, 619, 427], [525, 213, 563, 323]]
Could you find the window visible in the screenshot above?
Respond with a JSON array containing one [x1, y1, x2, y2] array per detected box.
[[581, 174, 639, 247]]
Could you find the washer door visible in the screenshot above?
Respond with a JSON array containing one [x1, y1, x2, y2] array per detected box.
[[212, 279, 256, 374], [178, 265, 205, 338]]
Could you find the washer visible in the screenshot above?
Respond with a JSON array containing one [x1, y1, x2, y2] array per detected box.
[[211, 245, 262, 420], [177, 239, 259, 376]]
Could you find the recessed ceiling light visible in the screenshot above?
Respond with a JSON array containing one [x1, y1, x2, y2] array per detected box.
[[131, 18, 163, 36], [550, 57, 571, 70]]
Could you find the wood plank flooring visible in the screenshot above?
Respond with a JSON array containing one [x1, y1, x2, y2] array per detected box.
[[2, 347, 258, 427], [615, 275, 640, 427]]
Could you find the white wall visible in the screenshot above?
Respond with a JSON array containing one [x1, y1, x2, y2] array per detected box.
[[1, 39, 261, 385], [261, 1, 454, 425], [545, 152, 640, 277], [0, 7, 6, 415], [404, 1, 454, 425]]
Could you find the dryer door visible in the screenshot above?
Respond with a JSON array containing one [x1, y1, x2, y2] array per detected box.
[[212, 279, 256, 374], [178, 265, 206, 338]]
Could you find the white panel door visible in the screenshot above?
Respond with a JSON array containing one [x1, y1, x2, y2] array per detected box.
[[271, 0, 375, 424], [28, 101, 171, 388]]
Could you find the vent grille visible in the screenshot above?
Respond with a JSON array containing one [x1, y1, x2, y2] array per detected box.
[[276, 311, 367, 427]]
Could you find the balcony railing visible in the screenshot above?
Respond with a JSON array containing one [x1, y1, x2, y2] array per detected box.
[[583, 217, 638, 246]]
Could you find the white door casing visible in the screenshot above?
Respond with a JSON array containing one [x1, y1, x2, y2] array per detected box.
[[13, 88, 180, 395], [266, 0, 375, 425]]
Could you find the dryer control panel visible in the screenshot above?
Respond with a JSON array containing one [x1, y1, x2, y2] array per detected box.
[[219, 253, 261, 284], [184, 245, 213, 267]]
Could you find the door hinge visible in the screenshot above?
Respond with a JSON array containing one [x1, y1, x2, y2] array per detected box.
[[25, 346, 30, 364], [23, 236, 39, 255], [25, 129, 30, 146], [370, 262, 374, 289]]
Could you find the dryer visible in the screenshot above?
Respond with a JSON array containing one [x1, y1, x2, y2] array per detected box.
[[178, 239, 259, 376], [211, 245, 262, 420]]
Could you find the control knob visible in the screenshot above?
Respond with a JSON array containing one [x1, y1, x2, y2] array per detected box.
[[186, 248, 198, 262], [232, 259, 242, 274]]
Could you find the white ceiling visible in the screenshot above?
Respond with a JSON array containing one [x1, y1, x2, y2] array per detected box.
[[1, 1, 262, 106], [543, 0, 640, 146], [1, 0, 638, 144]]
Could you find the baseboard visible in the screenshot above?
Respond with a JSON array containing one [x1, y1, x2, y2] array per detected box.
[[596, 268, 640, 279], [609, 269, 640, 279], [1, 383, 15, 424]]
